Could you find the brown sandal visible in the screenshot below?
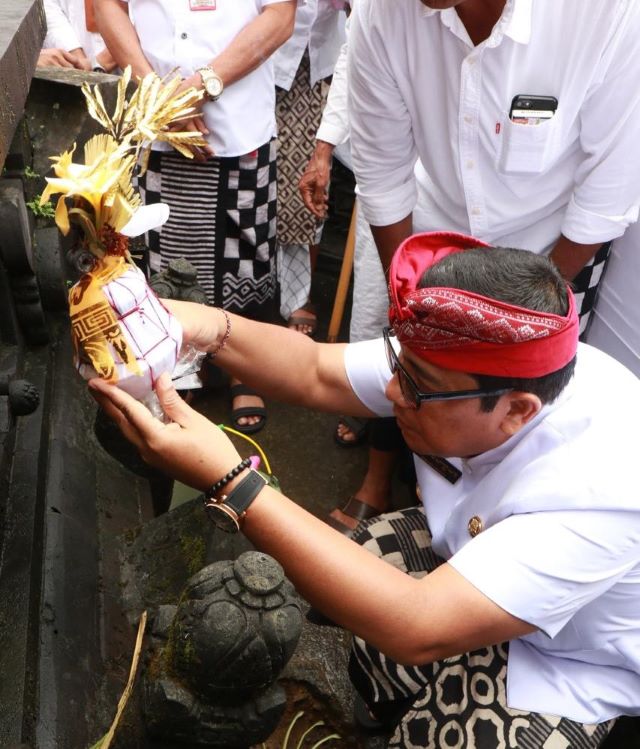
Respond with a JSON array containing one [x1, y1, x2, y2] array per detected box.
[[325, 495, 382, 537]]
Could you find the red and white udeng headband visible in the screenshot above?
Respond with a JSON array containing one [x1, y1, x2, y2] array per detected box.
[[388, 232, 579, 378]]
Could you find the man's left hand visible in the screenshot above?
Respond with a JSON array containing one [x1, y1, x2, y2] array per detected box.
[[168, 75, 214, 162]]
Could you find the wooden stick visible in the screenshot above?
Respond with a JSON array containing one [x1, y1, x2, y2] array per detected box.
[[327, 203, 357, 343]]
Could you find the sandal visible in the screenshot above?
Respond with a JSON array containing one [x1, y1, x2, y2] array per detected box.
[[334, 415, 368, 448], [287, 302, 317, 337], [325, 495, 381, 537], [229, 383, 267, 435]]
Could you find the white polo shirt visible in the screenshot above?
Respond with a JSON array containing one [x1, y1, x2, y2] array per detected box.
[[344, 339, 640, 724], [348, 0, 640, 252], [124, 0, 297, 157], [43, 0, 108, 65], [273, 0, 346, 91]]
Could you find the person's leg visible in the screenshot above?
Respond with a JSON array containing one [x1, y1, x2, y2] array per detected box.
[[348, 509, 615, 749], [275, 53, 326, 337], [330, 418, 406, 532], [277, 241, 316, 335], [221, 140, 279, 431]]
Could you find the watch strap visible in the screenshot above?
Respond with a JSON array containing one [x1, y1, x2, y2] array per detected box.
[[221, 469, 266, 518]]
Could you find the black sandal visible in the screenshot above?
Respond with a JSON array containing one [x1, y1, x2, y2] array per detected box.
[[229, 383, 267, 435]]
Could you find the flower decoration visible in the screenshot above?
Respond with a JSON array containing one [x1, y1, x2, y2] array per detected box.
[[40, 68, 203, 395]]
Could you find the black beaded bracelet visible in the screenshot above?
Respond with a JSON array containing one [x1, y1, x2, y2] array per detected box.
[[205, 457, 252, 499]]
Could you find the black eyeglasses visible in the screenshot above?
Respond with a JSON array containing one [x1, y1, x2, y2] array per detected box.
[[382, 327, 513, 409]]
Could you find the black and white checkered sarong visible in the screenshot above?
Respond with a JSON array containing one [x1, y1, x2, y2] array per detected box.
[[573, 241, 612, 339], [138, 141, 278, 319], [349, 508, 615, 749]]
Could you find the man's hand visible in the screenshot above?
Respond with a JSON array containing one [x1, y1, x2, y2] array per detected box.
[[37, 47, 90, 70], [299, 140, 335, 219], [89, 373, 241, 488], [168, 74, 214, 162], [95, 47, 118, 73]]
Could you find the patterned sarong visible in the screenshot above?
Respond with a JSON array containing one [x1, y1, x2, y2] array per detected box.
[[138, 140, 278, 319], [349, 508, 615, 749]]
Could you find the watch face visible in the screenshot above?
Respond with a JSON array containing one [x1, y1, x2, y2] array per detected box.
[[205, 74, 223, 99], [200, 71, 224, 99], [205, 503, 240, 533]]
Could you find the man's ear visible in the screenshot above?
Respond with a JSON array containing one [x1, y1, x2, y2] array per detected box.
[[499, 392, 542, 436]]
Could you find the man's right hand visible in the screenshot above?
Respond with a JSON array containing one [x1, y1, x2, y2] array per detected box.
[[299, 140, 335, 219], [37, 48, 90, 70]]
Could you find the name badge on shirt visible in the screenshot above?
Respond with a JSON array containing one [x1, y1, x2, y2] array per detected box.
[[190, 0, 216, 10]]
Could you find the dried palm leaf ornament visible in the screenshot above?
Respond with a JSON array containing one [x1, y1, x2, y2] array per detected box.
[[42, 68, 208, 402]]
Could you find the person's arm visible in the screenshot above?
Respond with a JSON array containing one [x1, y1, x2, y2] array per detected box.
[[557, 5, 640, 270], [300, 31, 350, 218], [89, 373, 534, 667], [43, 0, 83, 52], [94, 47, 119, 73], [95, 0, 154, 78], [348, 2, 418, 237], [549, 236, 604, 282], [166, 300, 374, 415], [371, 215, 413, 280], [180, 2, 297, 96]]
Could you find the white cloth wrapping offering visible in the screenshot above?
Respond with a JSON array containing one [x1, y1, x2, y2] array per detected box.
[[75, 264, 183, 400]]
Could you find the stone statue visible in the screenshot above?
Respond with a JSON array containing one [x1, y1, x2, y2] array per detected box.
[[143, 550, 303, 748]]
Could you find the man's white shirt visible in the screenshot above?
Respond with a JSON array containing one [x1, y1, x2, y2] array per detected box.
[[273, 0, 346, 91], [43, 0, 108, 65], [348, 0, 640, 252], [344, 339, 640, 723], [124, 0, 299, 157]]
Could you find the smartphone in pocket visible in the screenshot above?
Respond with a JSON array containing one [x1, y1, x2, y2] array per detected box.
[[509, 95, 558, 125]]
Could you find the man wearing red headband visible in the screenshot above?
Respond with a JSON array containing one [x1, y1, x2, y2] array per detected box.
[[91, 234, 640, 748]]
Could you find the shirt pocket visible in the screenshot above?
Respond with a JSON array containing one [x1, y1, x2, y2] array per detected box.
[[497, 113, 562, 176]]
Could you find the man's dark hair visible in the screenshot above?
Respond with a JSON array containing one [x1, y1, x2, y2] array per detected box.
[[419, 247, 576, 411]]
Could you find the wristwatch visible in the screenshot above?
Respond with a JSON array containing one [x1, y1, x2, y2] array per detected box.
[[203, 470, 266, 533], [196, 65, 224, 102]]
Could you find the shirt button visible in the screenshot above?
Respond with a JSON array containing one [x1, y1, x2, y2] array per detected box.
[[468, 516, 483, 537], [471, 207, 482, 216], [464, 115, 473, 124], [466, 160, 475, 169], [180, 32, 188, 39], [467, 57, 476, 65]]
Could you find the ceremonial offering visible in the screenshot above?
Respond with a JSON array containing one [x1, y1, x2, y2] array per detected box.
[[42, 68, 208, 403]]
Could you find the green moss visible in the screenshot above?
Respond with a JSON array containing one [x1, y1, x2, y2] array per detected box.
[[179, 533, 206, 577]]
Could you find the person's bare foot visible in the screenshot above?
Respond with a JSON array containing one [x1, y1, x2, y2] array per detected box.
[[230, 378, 265, 430], [287, 305, 317, 336]]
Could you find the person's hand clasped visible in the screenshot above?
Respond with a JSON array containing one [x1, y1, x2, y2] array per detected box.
[[89, 372, 240, 490], [169, 75, 214, 162]]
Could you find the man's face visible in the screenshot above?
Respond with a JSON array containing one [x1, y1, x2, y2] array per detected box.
[[385, 346, 511, 458]]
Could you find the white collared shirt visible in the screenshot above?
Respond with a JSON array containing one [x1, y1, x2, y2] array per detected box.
[[344, 338, 640, 723], [273, 0, 346, 91], [348, 0, 640, 251], [124, 0, 298, 157], [43, 0, 107, 64]]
